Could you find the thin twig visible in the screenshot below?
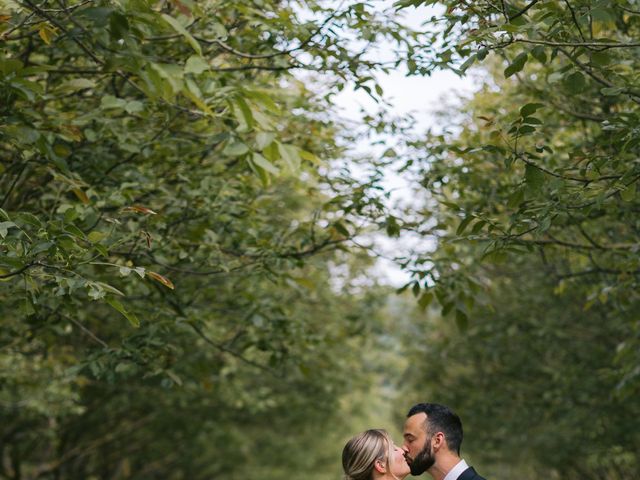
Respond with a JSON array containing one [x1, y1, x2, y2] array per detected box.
[[508, 0, 540, 21], [0, 11, 36, 39], [67, 316, 109, 348], [21, 0, 104, 65], [498, 37, 640, 50], [563, 0, 586, 42], [0, 262, 36, 279], [0, 162, 28, 208], [515, 153, 620, 184], [187, 321, 278, 375]]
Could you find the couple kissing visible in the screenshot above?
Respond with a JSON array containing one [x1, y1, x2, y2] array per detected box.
[[342, 403, 486, 480]]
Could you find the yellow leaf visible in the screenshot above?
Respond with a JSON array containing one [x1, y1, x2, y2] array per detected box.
[[121, 205, 157, 215], [60, 125, 83, 142], [38, 25, 56, 45], [171, 0, 192, 16], [73, 188, 90, 204], [147, 271, 175, 290]]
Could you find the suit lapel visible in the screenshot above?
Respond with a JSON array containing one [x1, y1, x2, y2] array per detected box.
[[456, 466, 478, 480]]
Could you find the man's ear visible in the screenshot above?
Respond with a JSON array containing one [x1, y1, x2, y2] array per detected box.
[[432, 432, 446, 450]]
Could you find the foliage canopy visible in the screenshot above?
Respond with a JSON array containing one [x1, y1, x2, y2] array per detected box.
[[0, 0, 416, 478]]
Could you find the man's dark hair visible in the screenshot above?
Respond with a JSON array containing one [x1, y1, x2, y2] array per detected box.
[[407, 403, 463, 455]]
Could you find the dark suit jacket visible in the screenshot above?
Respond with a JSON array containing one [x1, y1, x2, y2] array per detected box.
[[457, 466, 487, 480]]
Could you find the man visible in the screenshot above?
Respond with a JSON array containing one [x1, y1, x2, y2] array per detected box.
[[402, 403, 486, 480]]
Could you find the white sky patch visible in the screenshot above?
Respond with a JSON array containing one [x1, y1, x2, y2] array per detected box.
[[332, 3, 476, 287]]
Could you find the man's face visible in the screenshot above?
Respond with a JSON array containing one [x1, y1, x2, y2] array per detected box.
[[403, 413, 435, 476]]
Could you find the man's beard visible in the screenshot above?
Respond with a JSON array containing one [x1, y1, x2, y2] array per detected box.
[[408, 438, 435, 476]]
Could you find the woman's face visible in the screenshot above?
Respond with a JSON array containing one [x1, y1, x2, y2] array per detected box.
[[388, 441, 411, 478]]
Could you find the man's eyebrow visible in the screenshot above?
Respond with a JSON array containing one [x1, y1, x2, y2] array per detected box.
[[403, 433, 414, 439]]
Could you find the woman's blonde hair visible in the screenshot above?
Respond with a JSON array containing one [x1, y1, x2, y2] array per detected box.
[[342, 429, 395, 480]]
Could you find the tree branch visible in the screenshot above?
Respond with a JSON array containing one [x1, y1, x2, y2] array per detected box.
[[20, 0, 104, 65], [508, 0, 540, 21], [186, 321, 279, 375], [0, 262, 36, 279], [563, 0, 586, 42], [499, 37, 640, 50], [515, 152, 621, 184]]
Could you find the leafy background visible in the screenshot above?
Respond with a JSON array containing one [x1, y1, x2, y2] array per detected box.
[[1, 1, 639, 479]]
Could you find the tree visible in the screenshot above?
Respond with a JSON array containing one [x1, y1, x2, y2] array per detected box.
[[395, 0, 640, 396], [388, 2, 640, 478], [0, 0, 420, 478], [398, 254, 640, 479]]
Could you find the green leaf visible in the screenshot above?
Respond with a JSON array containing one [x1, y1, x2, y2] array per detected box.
[[106, 298, 140, 327], [125, 101, 144, 114], [95, 281, 125, 296], [590, 51, 611, 66], [94, 244, 109, 258], [530, 45, 547, 64], [78, 7, 113, 26], [184, 55, 209, 75], [538, 215, 551, 233], [263, 141, 280, 162], [182, 77, 204, 101], [470, 220, 486, 234], [88, 231, 107, 243], [600, 87, 624, 96], [458, 54, 476, 73], [109, 11, 129, 40], [418, 291, 434, 311], [332, 221, 350, 237], [251, 153, 279, 175], [231, 96, 255, 132], [591, 8, 615, 23], [517, 125, 536, 135], [455, 309, 468, 331], [150, 63, 184, 95], [520, 103, 544, 117], [277, 143, 300, 172], [100, 95, 127, 110], [60, 78, 97, 91], [255, 132, 275, 150], [244, 90, 280, 114], [564, 71, 585, 94], [522, 116, 542, 125], [386, 215, 401, 237], [620, 185, 635, 202], [183, 78, 213, 114], [0, 221, 17, 238], [16, 212, 42, 228], [65, 224, 86, 238], [507, 188, 525, 208], [441, 301, 454, 316], [299, 150, 321, 164], [456, 215, 474, 235], [525, 164, 545, 190], [504, 52, 528, 78], [6, 125, 40, 144], [161, 14, 202, 56], [0, 58, 24, 75], [222, 140, 249, 157]]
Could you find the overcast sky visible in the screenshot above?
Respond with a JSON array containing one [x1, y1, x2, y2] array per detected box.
[[334, 1, 475, 286]]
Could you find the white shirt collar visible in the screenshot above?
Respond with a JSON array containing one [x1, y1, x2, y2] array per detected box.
[[443, 459, 469, 480]]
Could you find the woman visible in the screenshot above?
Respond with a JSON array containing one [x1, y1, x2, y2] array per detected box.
[[342, 429, 410, 480]]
